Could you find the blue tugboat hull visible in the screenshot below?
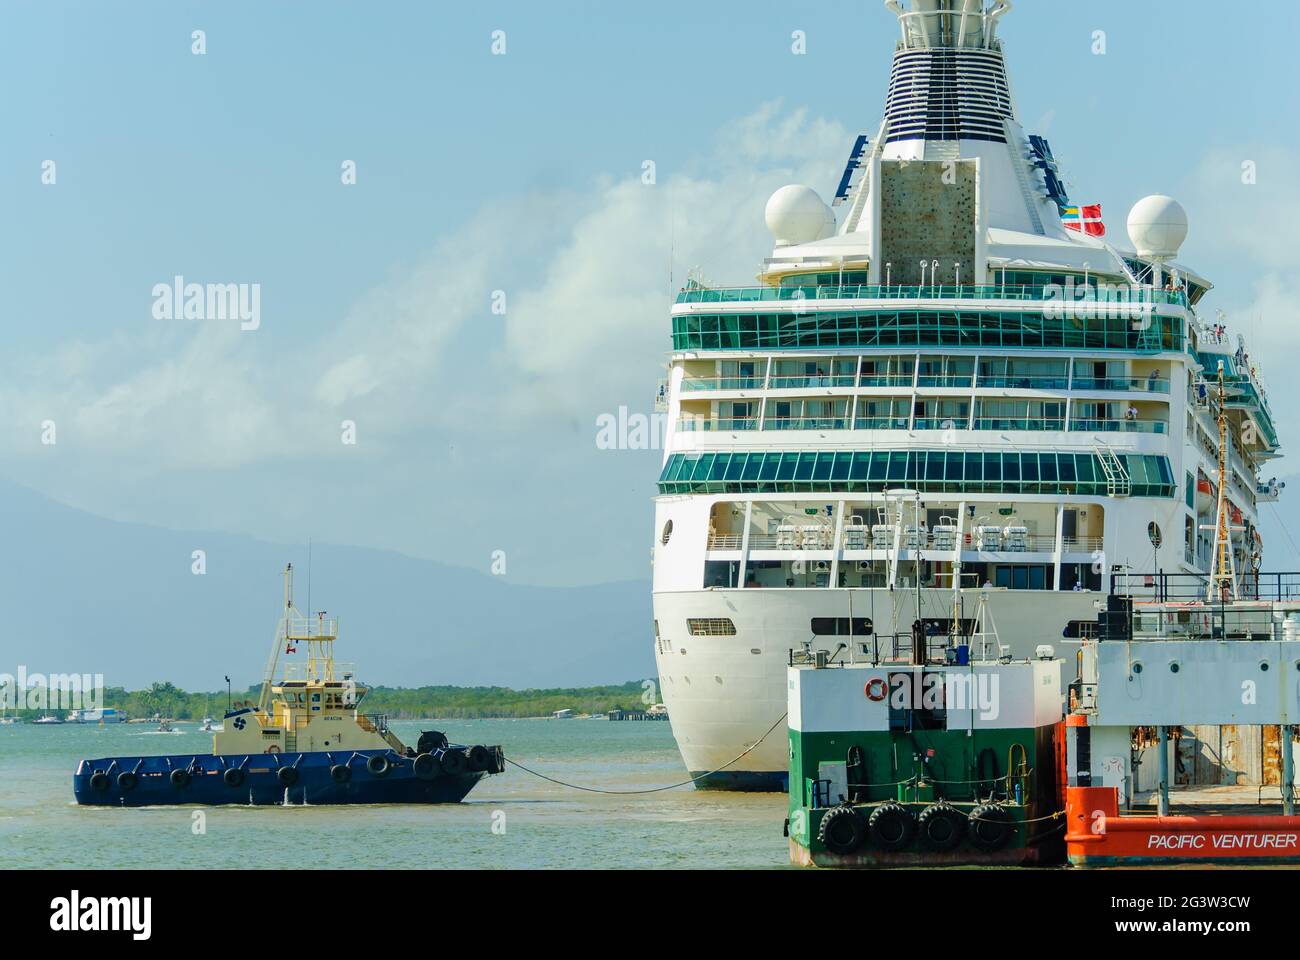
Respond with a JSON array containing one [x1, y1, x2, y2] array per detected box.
[[73, 747, 496, 806]]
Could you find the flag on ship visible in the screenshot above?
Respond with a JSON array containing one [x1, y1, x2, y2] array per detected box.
[[1061, 203, 1105, 236]]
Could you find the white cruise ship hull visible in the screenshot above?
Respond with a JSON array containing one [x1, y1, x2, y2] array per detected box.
[[653, 587, 1101, 790]]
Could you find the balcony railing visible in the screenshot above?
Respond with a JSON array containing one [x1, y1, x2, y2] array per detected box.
[[705, 531, 1104, 554], [1070, 418, 1168, 434], [676, 373, 1174, 394], [675, 284, 1190, 307], [972, 417, 1066, 431], [977, 375, 1069, 390], [769, 375, 856, 389], [1072, 376, 1171, 394], [764, 417, 851, 431], [679, 376, 764, 392], [858, 374, 916, 388], [676, 417, 758, 432], [912, 417, 968, 430], [677, 417, 1162, 434], [916, 375, 975, 388], [855, 416, 911, 430]]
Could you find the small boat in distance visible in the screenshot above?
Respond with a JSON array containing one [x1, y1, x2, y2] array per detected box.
[[73, 564, 505, 806], [199, 717, 219, 733], [32, 715, 64, 725]]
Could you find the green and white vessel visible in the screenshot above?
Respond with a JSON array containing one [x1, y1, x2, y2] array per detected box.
[[786, 627, 1065, 867]]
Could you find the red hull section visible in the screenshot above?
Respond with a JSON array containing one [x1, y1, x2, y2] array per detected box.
[[1066, 786, 1300, 865]]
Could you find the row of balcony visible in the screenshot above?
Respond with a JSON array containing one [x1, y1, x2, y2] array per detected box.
[[678, 417, 1170, 435], [705, 529, 1104, 554], [679, 374, 1172, 394]]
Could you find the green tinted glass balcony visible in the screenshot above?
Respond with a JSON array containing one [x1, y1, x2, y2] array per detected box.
[[658, 450, 1175, 498], [671, 309, 1184, 353]]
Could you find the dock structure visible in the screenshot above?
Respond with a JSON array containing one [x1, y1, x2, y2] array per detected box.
[[1065, 574, 1300, 865]]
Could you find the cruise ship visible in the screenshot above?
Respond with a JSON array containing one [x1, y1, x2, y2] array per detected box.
[[651, 0, 1284, 790]]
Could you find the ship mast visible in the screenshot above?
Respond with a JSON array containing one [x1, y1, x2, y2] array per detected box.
[[1207, 365, 1240, 602]]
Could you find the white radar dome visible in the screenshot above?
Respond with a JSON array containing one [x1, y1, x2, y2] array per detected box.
[[765, 185, 831, 247], [1126, 195, 1188, 260]]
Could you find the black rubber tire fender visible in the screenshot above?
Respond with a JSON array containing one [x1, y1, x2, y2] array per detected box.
[[277, 765, 299, 787], [89, 771, 111, 791], [816, 805, 868, 855], [223, 767, 245, 788], [366, 754, 391, 777], [867, 801, 916, 852], [330, 763, 352, 783], [968, 803, 1014, 852], [117, 771, 138, 792], [438, 749, 467, 776], [467, 745, 491, 772], [413, 753, 438, 780], [170, 768, 191, 788], [917, 802, 966, 851]]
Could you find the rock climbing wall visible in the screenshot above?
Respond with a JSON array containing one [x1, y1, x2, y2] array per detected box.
[[879, 159, 977, 286]]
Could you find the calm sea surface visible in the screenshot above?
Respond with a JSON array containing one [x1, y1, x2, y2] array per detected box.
[[0, 719, 789, 869]]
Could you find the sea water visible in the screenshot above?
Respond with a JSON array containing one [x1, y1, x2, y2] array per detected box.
[[0, 719, 788, 869]]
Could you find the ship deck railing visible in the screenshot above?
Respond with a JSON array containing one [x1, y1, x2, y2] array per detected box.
[[676, 375, 1173, 395], [1112, 571, 1300, 605], [675, 283, 1190, 308], [709, 532, 1103, 554]]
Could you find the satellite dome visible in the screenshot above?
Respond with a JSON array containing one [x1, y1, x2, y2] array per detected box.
[[1126, 195, 1188, 260], [765, 185, 831, 247]]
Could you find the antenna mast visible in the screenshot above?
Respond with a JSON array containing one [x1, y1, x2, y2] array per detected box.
[[1207, 365, 1240, 602]]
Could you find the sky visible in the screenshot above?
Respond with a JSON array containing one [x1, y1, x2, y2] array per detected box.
[[2, 0, 1300, 586]]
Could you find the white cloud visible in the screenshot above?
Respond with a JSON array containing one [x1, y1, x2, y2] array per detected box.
[[0, 102, 849, 577]]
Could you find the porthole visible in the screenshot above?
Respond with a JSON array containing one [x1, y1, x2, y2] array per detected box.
[[1261, 661, 1270, 672], [1169, 661, 1180, 673], [1148, 522, 1162, 548], [661, 520, 674, 545], [1131, 661, 1143, 675]]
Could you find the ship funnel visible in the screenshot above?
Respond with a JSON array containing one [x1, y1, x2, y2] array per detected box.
[[885, 0, 1010, 50]]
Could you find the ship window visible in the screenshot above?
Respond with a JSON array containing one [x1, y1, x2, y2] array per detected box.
[[811, 617, 874, 636], [687, 618, 737, 637], [661, 520, 673, 545]]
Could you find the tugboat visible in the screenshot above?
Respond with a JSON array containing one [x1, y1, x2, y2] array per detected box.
[[73, 564, 505, 806]]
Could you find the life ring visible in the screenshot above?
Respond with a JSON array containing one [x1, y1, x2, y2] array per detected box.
[[864, 677, 888, 702], [265, 744, 281, 754]]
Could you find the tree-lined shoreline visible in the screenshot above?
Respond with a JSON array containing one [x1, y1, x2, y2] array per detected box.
[[2, 680, 655, 721]]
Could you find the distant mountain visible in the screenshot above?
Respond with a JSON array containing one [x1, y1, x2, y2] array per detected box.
[[0, 478, 653, 690]]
